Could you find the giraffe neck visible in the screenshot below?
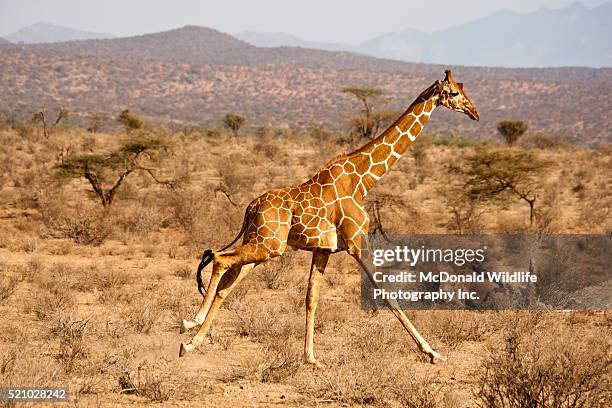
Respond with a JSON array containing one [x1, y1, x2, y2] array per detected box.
[[348, 92, 439, 200]]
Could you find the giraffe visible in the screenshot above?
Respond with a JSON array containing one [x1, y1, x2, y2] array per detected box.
[[179, 70, 479, 365]]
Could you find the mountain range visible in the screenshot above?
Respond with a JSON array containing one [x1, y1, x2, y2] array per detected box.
[[5, 22, 113, 44], [2, 2, 610, 67], [238, 2, 612, 68]]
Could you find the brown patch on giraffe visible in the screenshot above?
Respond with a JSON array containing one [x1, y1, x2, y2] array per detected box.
[[411, 121, 423, 135], [371, 144, 392, 161], [329, 164, 343, 179], [370, 163, 387, 178], [413, 102, 424, 116], [309, 183, 322, 197], [425, 99, 434, 112]]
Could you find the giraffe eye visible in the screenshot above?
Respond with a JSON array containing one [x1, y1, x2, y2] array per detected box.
[[450, 91, 459, 97]]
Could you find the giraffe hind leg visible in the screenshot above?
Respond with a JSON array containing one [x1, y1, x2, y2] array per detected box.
[[180, 244, 268, 356], [180, 264, 255, 356]]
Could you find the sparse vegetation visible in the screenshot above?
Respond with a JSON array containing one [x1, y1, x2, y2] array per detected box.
[[451, 148, 551, 224], [0, 106, 608, 406], [117, 109, 144, 130], [55, 136, 172, 207], [497, 120, 528, 146], [222, 113, 246, 137]]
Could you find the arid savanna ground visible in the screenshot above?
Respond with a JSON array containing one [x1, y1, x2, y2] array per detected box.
[[0, 121, 610, 407]]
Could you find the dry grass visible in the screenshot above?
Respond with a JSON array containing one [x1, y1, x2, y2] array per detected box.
[[0, 124, 608, 406]]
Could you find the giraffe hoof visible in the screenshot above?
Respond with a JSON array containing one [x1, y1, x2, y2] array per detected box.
[[179, 342, 191, 357], [180, 320, 191, 334], [304, 357, 325, 369], [429, 350, 447, 364]]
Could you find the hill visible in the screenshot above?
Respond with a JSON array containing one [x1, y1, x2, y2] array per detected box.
[[5, 22, 113, 44], [1, 47, 610, 146], [359, 2, 612, 68]]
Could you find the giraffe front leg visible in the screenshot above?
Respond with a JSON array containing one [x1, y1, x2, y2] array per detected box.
[[304, 252, 330, 367], [346, 236, 446, 364]]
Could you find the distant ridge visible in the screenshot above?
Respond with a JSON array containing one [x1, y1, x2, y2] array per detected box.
[[358, 2, 612, 68], [5, 22, 113, 44], [16, 25, 610, 83], [235, 31, 357, 52], [234, 2, 612, 68]]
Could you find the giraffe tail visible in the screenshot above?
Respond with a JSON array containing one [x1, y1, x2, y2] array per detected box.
[[196, 249, 215, 296], [196, 209, 250, 297]]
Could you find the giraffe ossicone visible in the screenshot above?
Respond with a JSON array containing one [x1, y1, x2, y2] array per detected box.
[[178, 69, 480, 366]]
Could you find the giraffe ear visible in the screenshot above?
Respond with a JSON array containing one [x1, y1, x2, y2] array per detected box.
[[457, 83, 464, 91]]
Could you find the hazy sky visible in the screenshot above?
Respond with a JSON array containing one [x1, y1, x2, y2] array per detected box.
[[0, 0, 608, 44]]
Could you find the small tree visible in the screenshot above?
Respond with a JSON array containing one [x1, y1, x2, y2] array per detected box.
[[117, 109, 144, 131], [56, 137, 173, 208], [452, 148, 550, 224], [342, 86, 387, 140], [223, 113, 246, 137], [497, 120, 528, 146], [32, 108, 70, 137], [55, 108, 69, 125]]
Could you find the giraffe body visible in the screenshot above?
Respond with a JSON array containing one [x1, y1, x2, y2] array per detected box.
[[179, 70, 479, 365]]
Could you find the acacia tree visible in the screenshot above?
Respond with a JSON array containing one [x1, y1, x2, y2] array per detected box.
[[342, 86, 391, 140], [497, 120, 528, 146], [56, 137, 174, 208], [223, 113, 246, 136], [117, 109, 144, 131], [452, 148, 550, 224]]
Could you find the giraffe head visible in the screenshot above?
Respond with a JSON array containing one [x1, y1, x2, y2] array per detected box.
[[436, 70, 479, 121]]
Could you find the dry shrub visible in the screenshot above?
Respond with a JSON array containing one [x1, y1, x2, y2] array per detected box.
[[209, 328, 238, 351], [256, 252, 296, 289], [495, 213, 530, 234], [122, 295, 163, 333], [298, 347, 451, 408], [477, 327, 611, 408], [157, 285, 197, 329], [309, 359, 384, 405], [0, 275, 18, 303], [533, 189, 562, 234], [221, 280, 252, 310], [390, 374, 451, 408], [577, 190, 611, 233], [421, 311, 493, 350], [314, 302, 347, 333], [351, 316, 410, 356], [521, 132, 569, 150], [116, 356, 177, 402], [174, 264, 193, 279], [117, 205, 165, 238], [246, 341, 301, 384], [21, 257, 45, 282], [50, 313, 89, 373], [253, 136, 282, 159], [41, 199, 111, 245], [27, 280, 76, 320], [163, 188, 207, 231], [234, 300, 278, 339]]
